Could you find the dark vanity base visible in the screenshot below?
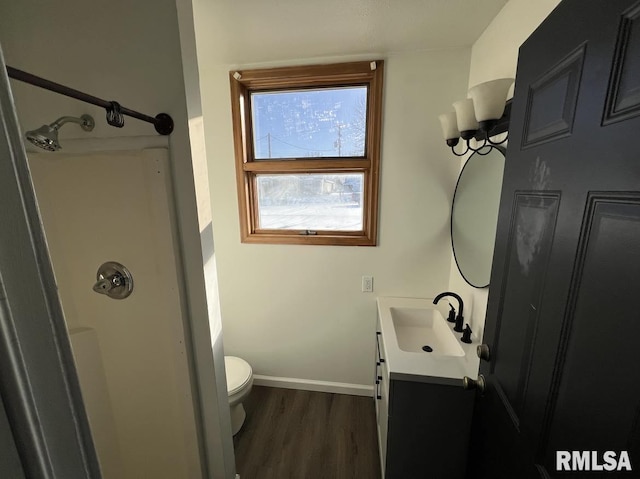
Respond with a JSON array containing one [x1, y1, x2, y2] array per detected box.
[[384, 379, 474, 479]]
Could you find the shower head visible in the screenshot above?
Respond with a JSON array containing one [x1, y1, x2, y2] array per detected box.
[[25, 114, 95, 151]]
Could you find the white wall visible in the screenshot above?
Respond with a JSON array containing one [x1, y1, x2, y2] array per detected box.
[[192, 8, 471, 388], [468, 0, 562, 88], [0, 1, 235, 477], [447, 0, 562, 340]]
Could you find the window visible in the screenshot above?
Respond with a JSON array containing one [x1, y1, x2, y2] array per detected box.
[[229, 61, 384, 246]]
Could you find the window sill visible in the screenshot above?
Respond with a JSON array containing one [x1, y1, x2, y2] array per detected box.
[[240, 232, 377, 246]]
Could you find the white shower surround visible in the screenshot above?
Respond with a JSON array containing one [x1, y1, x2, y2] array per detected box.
[[28, 146, 199, 479]]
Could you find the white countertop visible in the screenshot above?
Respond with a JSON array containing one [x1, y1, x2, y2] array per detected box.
[[376, 296, 481, 386]]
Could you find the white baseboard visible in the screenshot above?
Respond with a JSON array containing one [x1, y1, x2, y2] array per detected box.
[[253, 375, 374, 397]]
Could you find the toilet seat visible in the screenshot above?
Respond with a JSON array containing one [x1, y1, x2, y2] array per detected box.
[[225, 356, 252, 395]]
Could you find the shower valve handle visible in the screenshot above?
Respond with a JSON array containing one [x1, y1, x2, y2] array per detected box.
[[92, 262, 133, 300], [93, 276, 115, 293], [93, 273, 123, 294]]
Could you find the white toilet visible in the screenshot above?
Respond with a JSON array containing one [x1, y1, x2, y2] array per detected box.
[[224, 356, 253, 435]]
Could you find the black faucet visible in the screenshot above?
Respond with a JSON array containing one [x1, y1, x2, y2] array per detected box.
[[433, 292, 464, 333]]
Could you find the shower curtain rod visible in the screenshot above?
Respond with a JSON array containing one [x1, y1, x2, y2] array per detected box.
[[6, 66, 174, 135]]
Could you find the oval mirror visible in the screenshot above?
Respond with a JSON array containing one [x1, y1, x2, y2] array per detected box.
[[451, 147, 505, 288]]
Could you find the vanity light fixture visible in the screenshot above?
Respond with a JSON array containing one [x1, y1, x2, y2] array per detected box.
[[438, 78, 514, 157]]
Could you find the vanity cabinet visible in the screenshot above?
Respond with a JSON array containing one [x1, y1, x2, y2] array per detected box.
[[375, 324, 474, 479]]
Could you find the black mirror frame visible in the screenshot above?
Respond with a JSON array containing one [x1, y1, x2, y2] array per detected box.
[[451, 144, 506, 288]]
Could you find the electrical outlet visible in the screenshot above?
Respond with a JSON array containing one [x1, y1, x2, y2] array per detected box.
[[362, 275, 373, 293]]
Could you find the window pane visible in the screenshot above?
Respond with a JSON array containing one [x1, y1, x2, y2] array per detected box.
[[256, 173, 364, 231], [251, 87, 367, 159]]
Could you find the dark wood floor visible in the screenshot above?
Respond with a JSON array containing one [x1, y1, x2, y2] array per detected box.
[[233, 386, 381, 479]]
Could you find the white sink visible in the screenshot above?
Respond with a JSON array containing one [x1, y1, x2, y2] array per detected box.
[[377, 297, 480, 383], [390, 306, 465, 357]]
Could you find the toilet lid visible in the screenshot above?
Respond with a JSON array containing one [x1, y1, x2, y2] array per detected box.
[[225, 356, 252, 395]]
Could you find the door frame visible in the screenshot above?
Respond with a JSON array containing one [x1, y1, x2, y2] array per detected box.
[[0, 46, 101, 478]]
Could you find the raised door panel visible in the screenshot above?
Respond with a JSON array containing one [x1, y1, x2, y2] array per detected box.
[[604, 2, 640, 124], [540, 194, 640, 470], [522, 46, 585, 148]]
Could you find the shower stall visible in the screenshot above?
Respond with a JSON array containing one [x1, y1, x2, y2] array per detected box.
[[26, 144, 200, 478], [0, 56, 227, 477]]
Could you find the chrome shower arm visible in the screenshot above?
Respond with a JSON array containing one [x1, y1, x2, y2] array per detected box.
[[51, 115, 94, 131]]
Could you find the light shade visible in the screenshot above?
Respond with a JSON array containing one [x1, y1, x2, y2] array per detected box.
[[438, 112, 460, 140], [468, 78, 514, 122], [453, 99, 479, 133]]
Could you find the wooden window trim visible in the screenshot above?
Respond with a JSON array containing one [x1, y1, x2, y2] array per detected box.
[[229, 60, 384, 246]]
